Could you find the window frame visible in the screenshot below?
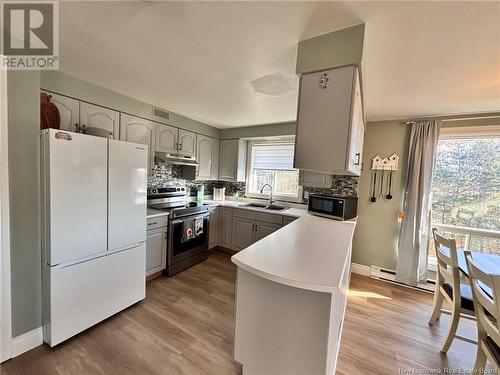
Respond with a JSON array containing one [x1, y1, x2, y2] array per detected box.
[[428, 125, 500, 270], [245, 140, 303, 203]]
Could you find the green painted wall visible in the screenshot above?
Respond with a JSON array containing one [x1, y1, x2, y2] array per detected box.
[[219, 122, 296, 139], [7, 70, 42, 337], [351, 116, 500, 270], [40, 71, 220, 138], [296, 24, 365, 74], [352, 121, 410, 270]]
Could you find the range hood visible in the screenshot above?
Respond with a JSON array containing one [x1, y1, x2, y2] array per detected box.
[[154, 152, 199, 167]]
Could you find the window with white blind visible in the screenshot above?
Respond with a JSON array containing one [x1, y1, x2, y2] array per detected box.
[[246, 141, 302, 202]]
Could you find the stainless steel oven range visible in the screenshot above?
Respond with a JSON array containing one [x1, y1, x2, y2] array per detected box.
[[147, 187, 210, 276]]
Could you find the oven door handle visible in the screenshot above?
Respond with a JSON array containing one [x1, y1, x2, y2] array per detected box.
[[170, 212, 210, 225]]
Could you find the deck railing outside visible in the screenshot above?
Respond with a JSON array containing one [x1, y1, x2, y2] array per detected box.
[[428, 223, 500, 271]]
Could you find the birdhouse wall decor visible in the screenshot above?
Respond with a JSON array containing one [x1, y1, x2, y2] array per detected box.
[[371, 153, 399, 171]]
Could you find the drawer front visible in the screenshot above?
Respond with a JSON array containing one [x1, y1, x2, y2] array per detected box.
[[255, 212, 283, 225], [146, 215, 167, 230], [232, 208, 256, 220]]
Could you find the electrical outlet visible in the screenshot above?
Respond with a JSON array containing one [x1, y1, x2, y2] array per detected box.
[[304, 191, 310, 200]]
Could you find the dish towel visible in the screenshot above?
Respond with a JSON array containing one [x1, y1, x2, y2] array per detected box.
[[182, 219, 196, 243], [194, 217, 204, 236]]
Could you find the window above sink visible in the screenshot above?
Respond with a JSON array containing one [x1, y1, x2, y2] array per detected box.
[[245, 140, 303, 203]]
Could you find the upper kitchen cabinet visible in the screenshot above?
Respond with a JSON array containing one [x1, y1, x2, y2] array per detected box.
[[155, 124, 178, 154], [120, 113, 155, 174], [79, 102, 119, 139], [219, 139, 247, 182], [294, 65, 365, 176], [197, 135, 219, 180], [155, 125, 197, 158], [178, 129, 197, 158], [41, 91, 79, 133]]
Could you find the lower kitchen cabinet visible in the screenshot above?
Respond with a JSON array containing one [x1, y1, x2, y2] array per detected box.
[[146, 226, 167, 277], [214, 206, 300, 251], [219, 207, 233, 249], [283, 216, 298, 225], [255, 221, 282, 241], [231, 212, 285, 251], [232, 217, 256, 251], [208, 207, 220, 249]]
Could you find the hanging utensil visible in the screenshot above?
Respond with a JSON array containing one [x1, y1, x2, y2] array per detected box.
[[386, 169, 393, 200], [371, 171, 377, 202], [379, 170, 384, 198]]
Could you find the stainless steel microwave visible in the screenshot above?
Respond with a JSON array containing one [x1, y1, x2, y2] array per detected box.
[[307, 195, 357, 221]]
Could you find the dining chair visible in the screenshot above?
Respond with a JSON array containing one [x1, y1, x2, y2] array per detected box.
[[465, 251, 500, 371], [428, 228, 476, 353]]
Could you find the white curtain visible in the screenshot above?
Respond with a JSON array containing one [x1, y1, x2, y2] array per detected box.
[[396, 120, 441, 285]]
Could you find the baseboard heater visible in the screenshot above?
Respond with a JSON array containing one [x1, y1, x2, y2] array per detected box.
[[370, 266, 435, 292]]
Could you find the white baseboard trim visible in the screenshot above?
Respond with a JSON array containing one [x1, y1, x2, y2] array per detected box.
[[350, 262, 371, 277], [12, 327, 43, 358]]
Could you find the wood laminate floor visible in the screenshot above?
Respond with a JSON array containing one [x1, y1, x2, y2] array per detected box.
[[1, 251, 480, 375]]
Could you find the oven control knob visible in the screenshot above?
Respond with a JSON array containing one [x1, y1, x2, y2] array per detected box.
[[176, 188, 180, 191]]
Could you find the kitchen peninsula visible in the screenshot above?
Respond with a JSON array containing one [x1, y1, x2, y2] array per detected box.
[[231, 214, 357, 375]]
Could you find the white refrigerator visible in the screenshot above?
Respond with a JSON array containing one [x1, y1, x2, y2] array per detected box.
[[41, 129, 148, 346]]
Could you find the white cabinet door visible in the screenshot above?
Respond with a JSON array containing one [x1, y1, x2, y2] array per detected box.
[[42, 91, 80, 133], [208, 207, 220, 249], [120, 114, 155, 175], [43, 129, 108, 265], [212, 138, 220, 180], [219, 207, 233, 248], [146, 228, 166, 276], [298, 170, 332, 188], [283, 216, 298, 226], [155, 123, 178, 154], [255, 221, 282, 242], [295, 65, 357, 174], [108, 139, 148, 251], [346, 71, 364, 176], [232, 217, 255, 251], [219, 139, 238, 181], [79, 102, 119, 139], [178, 129, 196, 157], [197, 135, 217, 180]]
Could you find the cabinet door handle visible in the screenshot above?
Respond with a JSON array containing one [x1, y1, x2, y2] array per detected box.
[[148, 221, 157, 226], [75, 123, 80, 132], [178, 143, 183, 151], [164, 231, 167, 239], [355, 153, 361, 166]]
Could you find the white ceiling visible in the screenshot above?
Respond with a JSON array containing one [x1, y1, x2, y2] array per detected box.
[[59, 1, 500, 128]]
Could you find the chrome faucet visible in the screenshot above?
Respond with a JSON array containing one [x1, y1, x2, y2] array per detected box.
[[260, 184, 274, 205]]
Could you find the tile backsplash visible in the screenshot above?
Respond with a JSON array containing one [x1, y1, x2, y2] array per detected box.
[[303, 175, 358, 199], [148, 162, 246, 197], [148, 162, 358, 203]]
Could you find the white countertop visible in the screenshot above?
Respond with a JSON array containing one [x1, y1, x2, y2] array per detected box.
[[146, 208, 169, 218], [202, 199, 307, 218], [231, 214, 356, 293]]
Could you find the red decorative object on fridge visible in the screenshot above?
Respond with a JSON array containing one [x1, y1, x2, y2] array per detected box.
[[40, 92, 61, 129]]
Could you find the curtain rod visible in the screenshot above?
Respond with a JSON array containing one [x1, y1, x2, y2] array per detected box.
[[403, 112, 500, 125]]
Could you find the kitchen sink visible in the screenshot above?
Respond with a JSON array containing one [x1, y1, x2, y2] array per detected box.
[[241, 203, 289, 212], [265, 205, 288, 211], [242, 203, 268, 208]]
